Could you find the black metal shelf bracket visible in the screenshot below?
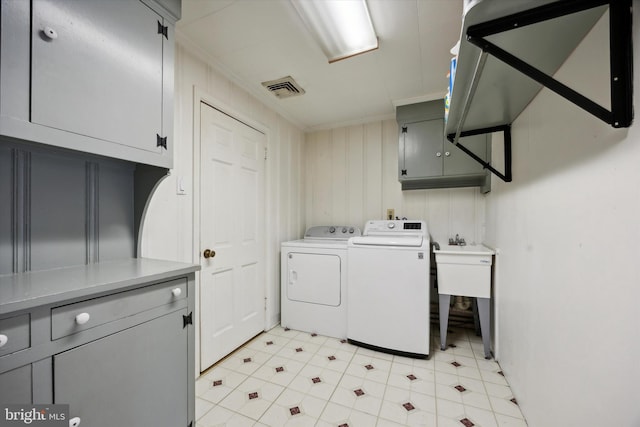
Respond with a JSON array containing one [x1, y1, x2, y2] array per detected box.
[[447, 125, 512, 183], [466, 0, 633, 129]]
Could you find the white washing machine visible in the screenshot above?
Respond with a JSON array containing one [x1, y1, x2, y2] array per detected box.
[[280, 225, 361, 338], [347, 220, 430, 358]]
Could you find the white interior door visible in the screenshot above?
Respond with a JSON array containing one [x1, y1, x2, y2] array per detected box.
[[199, 102, 266, 371]]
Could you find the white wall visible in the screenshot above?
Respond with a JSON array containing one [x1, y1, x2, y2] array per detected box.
[[485, 10, 640, 427], [304, 119, 487, 245], [141, 40, 306, 368]]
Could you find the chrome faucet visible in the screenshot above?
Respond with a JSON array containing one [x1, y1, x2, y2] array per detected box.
[[449, 234, 466, 246]]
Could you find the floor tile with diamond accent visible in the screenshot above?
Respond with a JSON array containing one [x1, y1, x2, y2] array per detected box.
[[195, 325, 527, 427]]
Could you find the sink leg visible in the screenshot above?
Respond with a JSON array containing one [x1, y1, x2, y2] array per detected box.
[[439, 294, 451, 351], [477, 297, 491, 359]]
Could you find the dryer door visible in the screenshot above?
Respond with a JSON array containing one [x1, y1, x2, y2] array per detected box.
[[287, 252, 341, 306]]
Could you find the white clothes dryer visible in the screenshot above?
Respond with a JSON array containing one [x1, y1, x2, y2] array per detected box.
[[347, 220, 431, 358], [280, 225, 361, 339]]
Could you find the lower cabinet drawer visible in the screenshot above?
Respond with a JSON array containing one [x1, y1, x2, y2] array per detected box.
[[0, 314, 30, 357], [51, 278, 187, 340]]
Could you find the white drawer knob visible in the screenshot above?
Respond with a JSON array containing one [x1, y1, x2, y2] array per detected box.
[[75, 312, 90, 325], [69, 416, 81, 427], [43, 26, 58, 40], [171, 288, 182, 297], [0, 334, 7, 348]]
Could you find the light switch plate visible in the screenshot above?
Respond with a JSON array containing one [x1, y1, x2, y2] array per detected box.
[[177, 176, 188, 195]]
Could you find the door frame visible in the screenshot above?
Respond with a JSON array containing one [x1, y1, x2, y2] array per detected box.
[[192, 87, 271, 373]]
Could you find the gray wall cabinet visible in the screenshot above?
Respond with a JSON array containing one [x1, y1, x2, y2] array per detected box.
[[0, 0, 176, 168], [0, 260, 198, 427], [397, 100, 491, 192]]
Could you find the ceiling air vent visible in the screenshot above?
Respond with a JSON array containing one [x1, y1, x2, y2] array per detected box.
[[261, 76, 305, 99]]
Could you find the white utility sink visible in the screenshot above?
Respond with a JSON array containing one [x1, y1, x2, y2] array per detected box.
[[433, 244, 494, 298], [434, 243, 496, 358]]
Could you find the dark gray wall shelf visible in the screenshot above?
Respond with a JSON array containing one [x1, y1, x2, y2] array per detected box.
[[445, 0, 632, 182]]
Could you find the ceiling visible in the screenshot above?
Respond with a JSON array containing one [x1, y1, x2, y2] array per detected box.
[[177, 0, 464, 131]]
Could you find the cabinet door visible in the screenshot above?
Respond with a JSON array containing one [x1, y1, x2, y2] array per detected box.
[[444, 133, 488, 176], [31, 0, 163, 154], [400, 118, 444, 179], [53, 310, 188, 427], [0, 365, 32, 404]]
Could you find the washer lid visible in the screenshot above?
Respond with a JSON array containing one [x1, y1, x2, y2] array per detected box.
[[350, 235, 423, 247]]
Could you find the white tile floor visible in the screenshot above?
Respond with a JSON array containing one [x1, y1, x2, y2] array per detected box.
[[195, 326, 527, 427]]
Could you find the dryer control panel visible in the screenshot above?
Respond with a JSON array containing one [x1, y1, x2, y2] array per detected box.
[[304, 225, 361, 240]]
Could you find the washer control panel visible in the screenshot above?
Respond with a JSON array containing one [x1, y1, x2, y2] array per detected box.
[[363, 220, 427, 236]]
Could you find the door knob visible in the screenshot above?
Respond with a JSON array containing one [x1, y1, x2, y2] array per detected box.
[[203, 249, 216, 259]]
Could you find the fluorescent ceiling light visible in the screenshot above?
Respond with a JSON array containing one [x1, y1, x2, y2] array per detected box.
[[291, 0, 378, 63]]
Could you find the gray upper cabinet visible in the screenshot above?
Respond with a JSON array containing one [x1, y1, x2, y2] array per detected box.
[[401, 118, 445, 179], [0, 0, 176, 168], [397, 100, 491, 192], [31, 0, 163, 155]]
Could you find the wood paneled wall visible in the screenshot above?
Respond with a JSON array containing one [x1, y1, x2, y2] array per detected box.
[[0, 140, 135, 275], [304, 119, 486, 246]]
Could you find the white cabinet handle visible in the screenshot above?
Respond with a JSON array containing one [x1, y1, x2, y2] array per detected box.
[[0, 334, 7, 348], [445, 151, 451, 157], [43, 26, 58, 40], [69, 416, 81, 427], [75, 312, 90, 325], [436, 152, 442, 157], [171, 288, 182, 297]]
